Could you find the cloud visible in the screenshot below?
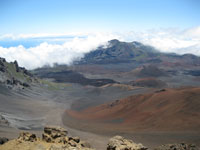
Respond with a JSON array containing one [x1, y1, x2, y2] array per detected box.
[[118, 27, 200, 55], [0, 33, 119, 69], [0, 26, 200, 69]]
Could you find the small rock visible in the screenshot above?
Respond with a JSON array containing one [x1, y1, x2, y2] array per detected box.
[[69, 136, 80, 143], [80, 141, 92, 148], [42, 133, 53, 143], [68, 140, 77, 147], [22, 82, 30, 87], [0, 137, 9, 145]]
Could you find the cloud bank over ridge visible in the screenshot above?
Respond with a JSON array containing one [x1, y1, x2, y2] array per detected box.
[[0, 26, 200, 69]]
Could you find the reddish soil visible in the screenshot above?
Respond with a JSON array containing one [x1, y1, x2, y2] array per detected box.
[[66, 87, 200, 132]]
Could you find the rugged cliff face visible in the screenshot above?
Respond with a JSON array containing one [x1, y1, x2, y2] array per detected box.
[[0, 57, 37, 89]]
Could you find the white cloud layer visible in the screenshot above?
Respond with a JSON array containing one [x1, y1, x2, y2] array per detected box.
[[0, 26, 200, 69], [0, 33, 119, 69], [120, 26, 200, 55]]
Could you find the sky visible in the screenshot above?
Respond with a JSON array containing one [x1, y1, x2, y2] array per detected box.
[[0, 0, 200, 69]]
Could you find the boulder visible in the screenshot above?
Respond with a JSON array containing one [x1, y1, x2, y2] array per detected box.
[[80, 141, 92, 148], [0, 137, 9, 145], [18, 132, 37, 142], [107, 136, 147, 150]]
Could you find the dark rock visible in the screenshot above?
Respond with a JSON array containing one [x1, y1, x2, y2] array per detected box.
[[14, 60, 20, 72], [155, 89, 166, 93], [22, 82, 30, 87], [42, 133, 52, 143], [6, 79, 12, 85], [0, 137, 9, 145], [20, 67, 33, 77], [0, 66, 5, 72], [12, 78, 20, 85], [68, 140, 77, 147], [0, 60, 4, 66], [24, 69, 33, 77], [69, 136, 80, 143], [18, 132, 37, 142]]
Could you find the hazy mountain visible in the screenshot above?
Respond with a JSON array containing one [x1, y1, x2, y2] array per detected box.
[[79, 39, 160, 64], [79, 39, 200, 67]]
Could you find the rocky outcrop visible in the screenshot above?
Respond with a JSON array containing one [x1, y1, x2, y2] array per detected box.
[[6, 77, 30, 88], [0, 127, 199, 150], [0, 126, 93, 150], [154, 143, 199, 150], [107, 136, 147, 150], [13, 60, 19, 72], [42, 126, 68, 143], [18, 132, 37, 142], [42, 126, 92, 149], [0, 57, 35, 89]]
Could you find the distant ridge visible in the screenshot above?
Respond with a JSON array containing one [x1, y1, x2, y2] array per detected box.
[[78, 39, 200, 67], [79, 39, 159, 64]]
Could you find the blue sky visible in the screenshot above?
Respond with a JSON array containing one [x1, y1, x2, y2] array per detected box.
[[1, 0, 200, 34], [0, 0, 200, 69]]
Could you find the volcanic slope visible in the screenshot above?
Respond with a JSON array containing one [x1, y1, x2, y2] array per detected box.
[[66, 87, 200, 132]]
